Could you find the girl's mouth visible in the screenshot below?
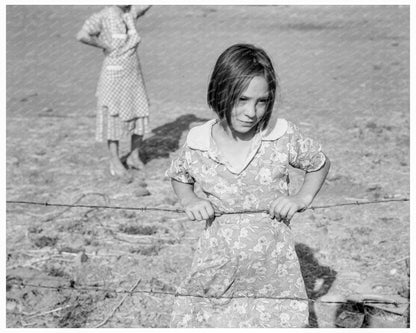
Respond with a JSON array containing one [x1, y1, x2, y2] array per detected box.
[[240, 120, 255, 126]]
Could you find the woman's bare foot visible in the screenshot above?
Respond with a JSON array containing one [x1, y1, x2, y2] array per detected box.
[[126, 151, 145, 170], [109, 159, 133, 183]]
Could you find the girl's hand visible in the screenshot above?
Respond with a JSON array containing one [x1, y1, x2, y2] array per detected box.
[[182, 197, 215, 221], [269, 195, 309, 224]]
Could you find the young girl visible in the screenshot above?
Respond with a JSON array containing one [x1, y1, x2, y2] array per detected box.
[[166, 44, 330, 328], [77, 5, 151, 183]]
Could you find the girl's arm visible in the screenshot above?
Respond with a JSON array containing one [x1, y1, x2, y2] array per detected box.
[[270, 155, 331, 222], [172, 179, 215, 221]]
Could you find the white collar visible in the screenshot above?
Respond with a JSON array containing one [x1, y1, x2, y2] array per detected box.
[[186, 117, 288, 151]]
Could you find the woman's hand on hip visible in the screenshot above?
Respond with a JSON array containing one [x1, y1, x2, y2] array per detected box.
[[103, 44, 115, 56]]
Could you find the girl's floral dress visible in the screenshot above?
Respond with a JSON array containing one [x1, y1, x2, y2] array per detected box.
[[166, 117, 327, 328]]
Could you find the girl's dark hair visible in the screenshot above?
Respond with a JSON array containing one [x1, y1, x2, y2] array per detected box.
[[207, 43, 277, 130]]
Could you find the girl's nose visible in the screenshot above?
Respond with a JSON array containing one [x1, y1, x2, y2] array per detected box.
[[244, 102, 257, 118]]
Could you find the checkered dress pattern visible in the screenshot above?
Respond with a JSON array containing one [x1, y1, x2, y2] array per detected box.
[[81, 6, 150, 142]]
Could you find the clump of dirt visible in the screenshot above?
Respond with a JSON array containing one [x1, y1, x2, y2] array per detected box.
[[47, 266, 69, 278], [119, 224, 158, 235], [129, 244, 161, 256], [58, 295, 95, 328], [33, 236, 58, 248]]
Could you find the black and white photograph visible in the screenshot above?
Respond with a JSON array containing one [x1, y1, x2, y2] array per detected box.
[[4, 0, 413, 329]]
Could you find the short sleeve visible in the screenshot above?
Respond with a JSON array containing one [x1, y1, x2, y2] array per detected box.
[[287, 121, 327, 172], [165, 144, 195, 184], [81, 12, 102, 36]]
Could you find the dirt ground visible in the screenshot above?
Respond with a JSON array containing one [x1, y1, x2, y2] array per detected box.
[[6, 5, 410, 328]]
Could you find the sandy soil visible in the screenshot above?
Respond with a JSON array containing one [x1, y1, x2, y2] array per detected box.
[[6, 5, 410, 328]]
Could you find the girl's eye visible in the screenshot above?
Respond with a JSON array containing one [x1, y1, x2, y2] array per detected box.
[[258, 99, 267, 105], [237, 97, 248, 105]]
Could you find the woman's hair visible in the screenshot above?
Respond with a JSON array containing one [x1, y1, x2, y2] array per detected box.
[[207, 43, 277, 130]]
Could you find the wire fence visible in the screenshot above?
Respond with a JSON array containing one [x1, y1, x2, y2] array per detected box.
[[5, 197, 411, 215], [7, 281, 409, 306]]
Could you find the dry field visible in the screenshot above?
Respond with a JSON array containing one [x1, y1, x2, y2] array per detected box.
[[6, 5, 410, 328]]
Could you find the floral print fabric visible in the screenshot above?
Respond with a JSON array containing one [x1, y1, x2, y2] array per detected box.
[[166, 118, 326, 327]]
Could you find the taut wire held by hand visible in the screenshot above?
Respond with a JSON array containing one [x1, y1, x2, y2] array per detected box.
[[6, 197, 410, 216]]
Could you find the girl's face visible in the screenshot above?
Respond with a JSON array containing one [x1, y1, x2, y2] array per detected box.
[[227, 76, 269, 138]]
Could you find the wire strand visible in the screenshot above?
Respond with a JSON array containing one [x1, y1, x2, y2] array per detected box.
[[7, 281, 409, 306], [6, 197, 410, 215]]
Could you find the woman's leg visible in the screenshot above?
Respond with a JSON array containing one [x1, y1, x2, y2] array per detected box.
[[108, 140, 129, 176], [127, 134, 145, 170], [128, 134, 150, 193]]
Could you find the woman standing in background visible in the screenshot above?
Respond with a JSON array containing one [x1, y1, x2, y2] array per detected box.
[[77, 5, 151, 187]]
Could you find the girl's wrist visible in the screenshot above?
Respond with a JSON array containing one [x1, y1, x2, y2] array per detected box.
[[180, 194, 199, 207], [295, 193, 313, 209]]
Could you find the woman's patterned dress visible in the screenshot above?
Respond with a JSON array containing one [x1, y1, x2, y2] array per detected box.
[[80, 6, 150, 142]]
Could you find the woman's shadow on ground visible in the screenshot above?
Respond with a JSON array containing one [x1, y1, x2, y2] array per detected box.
[[295, 243, 337, 328], [131, 114, 210, 164]]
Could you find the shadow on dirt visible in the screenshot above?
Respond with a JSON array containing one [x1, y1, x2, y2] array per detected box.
[[136, 114, 210, 164], [295, 243, 337, 328]]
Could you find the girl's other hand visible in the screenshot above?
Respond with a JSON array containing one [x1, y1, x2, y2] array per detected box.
[[182, 197, 215, 221], [269, 195, 308, 224]]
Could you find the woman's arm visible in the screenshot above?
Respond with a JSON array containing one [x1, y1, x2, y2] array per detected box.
[[131, 5, 152, 19], [270, 155, 331, 222], [76, 29, 112, 53], [172, 179, 215, 221]]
